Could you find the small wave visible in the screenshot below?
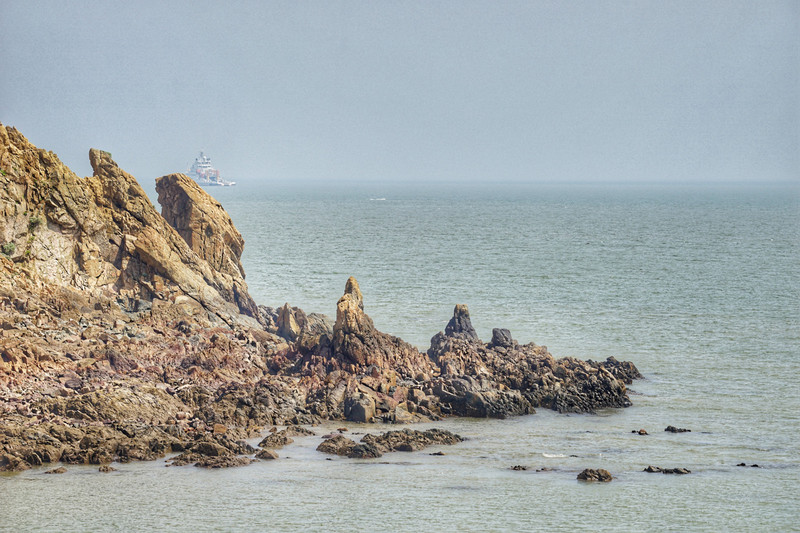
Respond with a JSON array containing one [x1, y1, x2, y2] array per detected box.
[[542, 453, 567, 458], [369, 198, 387, 201]]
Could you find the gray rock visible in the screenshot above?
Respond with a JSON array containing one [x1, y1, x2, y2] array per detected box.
[[444, 304, 479, 340], [344, 393, 376, 423], [489, 328, 514, 348]]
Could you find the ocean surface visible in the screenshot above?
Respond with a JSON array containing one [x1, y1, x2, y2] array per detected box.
[[2, 181, 799, 532]]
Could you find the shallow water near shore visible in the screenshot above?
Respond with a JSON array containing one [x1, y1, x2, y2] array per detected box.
[[2, 181, 799, 531]]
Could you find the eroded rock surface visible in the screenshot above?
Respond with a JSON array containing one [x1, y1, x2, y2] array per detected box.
[[0, 125, 259, 327], [0, 124, 641, 472], [577, 468, 613, 482]]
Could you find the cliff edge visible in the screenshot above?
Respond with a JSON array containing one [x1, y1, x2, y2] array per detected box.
[[0, 125, 258, 327]]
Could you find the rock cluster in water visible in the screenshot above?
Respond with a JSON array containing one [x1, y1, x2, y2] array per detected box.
[[0, 124, 640, 472]]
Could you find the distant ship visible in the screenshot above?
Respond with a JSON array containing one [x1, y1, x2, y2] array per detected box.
[[187, 152, 236, 186]]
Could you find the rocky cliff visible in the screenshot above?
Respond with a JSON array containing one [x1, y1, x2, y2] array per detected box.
[[0, 124, 640, 472], [0, 126, 259, 327]]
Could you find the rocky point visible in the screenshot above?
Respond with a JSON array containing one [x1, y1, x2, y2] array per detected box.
[[0, 124, 640, 472]]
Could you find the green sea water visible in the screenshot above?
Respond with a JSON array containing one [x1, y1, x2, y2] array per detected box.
[[2, 181, 798, 531]]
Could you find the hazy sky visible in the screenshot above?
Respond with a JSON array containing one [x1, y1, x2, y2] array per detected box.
[[1, 1, 797, 184]]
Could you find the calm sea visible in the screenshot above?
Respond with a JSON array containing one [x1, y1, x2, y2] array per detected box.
[[2, 181, 798, 531]]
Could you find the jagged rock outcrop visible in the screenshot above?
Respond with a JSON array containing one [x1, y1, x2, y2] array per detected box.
[[428, 305, 633, 414], [331, 277, 435, 378], [0, 125, 259, 327], [275, 303, 333, 350], [156, 173, 244, 278], [155, 173, 258, 318], [0, 124, 642, 472], [444, 304, 479, 340]]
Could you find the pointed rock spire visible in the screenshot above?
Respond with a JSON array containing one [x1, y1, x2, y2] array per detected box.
[[331, 277, 435, 376], [444, 304, 479, 341]]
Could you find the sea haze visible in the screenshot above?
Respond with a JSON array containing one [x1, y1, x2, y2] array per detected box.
[[3, 181, 798, 531]]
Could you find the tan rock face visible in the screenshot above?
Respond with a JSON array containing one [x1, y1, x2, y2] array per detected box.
[[334, 277, 373, 342], [0, 124, 259, 326], [331, 277, 435, 377], [155, 173, 245, 279]]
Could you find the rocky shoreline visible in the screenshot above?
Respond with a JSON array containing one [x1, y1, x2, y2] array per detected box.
[[0, 124, 640, 472]]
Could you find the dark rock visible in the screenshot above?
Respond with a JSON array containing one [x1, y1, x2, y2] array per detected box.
[[258, 431, 293, 449], [643, 465, 691, 474], [195, 456, 252, 468], [258, 306, 279, 331], [444, 304, 479, 340], [316, 434, 357, 456], [284, 425, 315, 437], [511, 465, 528, 471], [431, 377, 533, 418], [633, 429, 648, 435], [361, 428, 464, 454], [45, 466, 67, 474], [344, 393, 376, 423], [98, 465, 116, 472], [665, 426, 691, 433], [347, 443, 382, 459], [428, 307, 637, 415], [599, 356, 642, 384], [577, 468, 612, 482], [489, 328, 514, 348]]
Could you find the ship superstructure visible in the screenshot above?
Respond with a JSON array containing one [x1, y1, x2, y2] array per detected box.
[[187, 152, 236, 186]]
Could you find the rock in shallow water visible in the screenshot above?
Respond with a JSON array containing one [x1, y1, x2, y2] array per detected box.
[[255, 449, 278, 460], [577, 468, 612, 482], [664, 426, 691, 433], [643, 465, 691, 474], [0, 127, 643, 474], [316, 434, 358, 456]]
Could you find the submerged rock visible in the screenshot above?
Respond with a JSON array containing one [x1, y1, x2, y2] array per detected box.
[[360, 428, 464, 454], [665, 426, 691, 433], [195, 456, 252, 468], [643, 465, 691, 474]]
